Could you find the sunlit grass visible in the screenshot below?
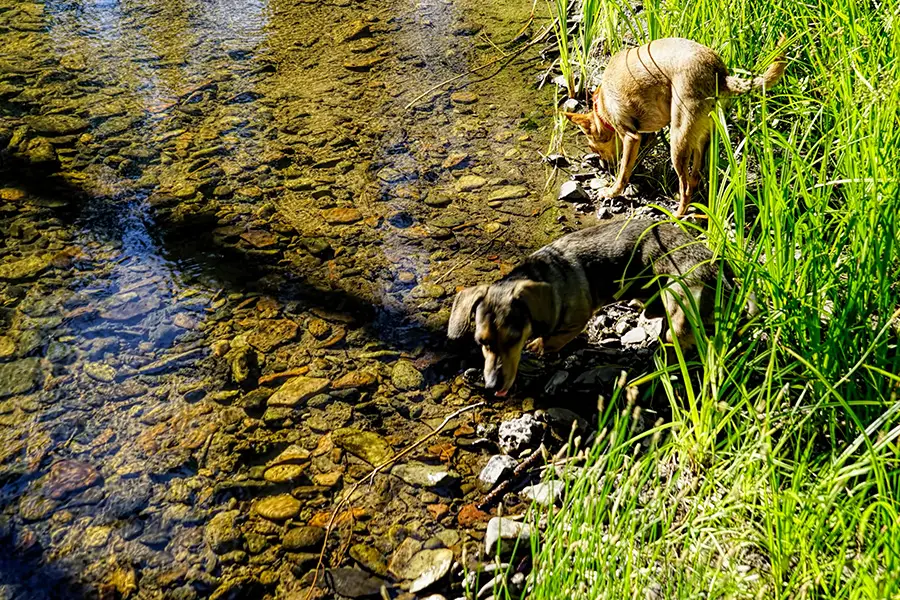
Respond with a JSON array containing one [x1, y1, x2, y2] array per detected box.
[[531, 0, 900, 598]]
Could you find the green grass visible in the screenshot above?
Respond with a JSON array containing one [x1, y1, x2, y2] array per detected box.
[[529, 0, 900, 598]]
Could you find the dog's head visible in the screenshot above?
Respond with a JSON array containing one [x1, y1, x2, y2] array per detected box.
[[447, 280, 554, 397], [563, 104, 619, 165]]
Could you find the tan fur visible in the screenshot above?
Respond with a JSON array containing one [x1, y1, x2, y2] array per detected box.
[[565, 36, 787, 217]]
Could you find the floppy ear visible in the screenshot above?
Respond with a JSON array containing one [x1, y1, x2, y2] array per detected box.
[[447, 285, 488, 339], [563, 112, 594, 132], [513, 281, 557, 333]]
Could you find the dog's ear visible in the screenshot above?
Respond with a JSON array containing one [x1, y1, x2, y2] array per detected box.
[[447, 285, 488, 339], [513, 281, 556, 332], [595, 122, 616, 143], [563, 112, 594, 133]]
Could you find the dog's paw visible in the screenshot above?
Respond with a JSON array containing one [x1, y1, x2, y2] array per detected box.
[[525, 338, 545, 355], [597, 186, 624, 199]]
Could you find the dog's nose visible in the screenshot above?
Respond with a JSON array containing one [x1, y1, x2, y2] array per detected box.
[[483, 371, 500, 392]]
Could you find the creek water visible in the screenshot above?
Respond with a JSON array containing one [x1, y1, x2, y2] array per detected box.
[[0, 0, 653, 598]]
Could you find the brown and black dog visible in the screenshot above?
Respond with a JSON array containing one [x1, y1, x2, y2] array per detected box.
[[447, 219, 752, 397], [565, 37, 786, 217]]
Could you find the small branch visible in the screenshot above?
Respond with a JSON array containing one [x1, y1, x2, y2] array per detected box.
[[477, 444, 546, 511], [304, 401, 485, 600]]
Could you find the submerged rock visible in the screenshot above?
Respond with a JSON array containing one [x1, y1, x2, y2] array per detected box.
[[350, 543, 388, 576], [205, 510, 242, 554], [484, 517, 532, 555], [45, 460, 100, 500], [405, 548, 454, 593], [282, 526, 325, 551], [390, 461, 457, 488], [0, 254, 54, 281], [327, 567, 386, 598], [267, 376, 330, 407], [253, 494, 301, 521], [332, 428, 394, 466], [0, 358, 42, 398], [391, 361, 423, 391]]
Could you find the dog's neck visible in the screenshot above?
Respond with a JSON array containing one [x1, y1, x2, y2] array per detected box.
[[591, 93, 616, 133]]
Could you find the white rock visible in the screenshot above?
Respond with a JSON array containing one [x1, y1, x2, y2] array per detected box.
[[521, 481, 565, 507], [478, 455, 517, 492], [498, 413, 541, 455], [621, 326, 648, 345], [484, 517, 532, 555], [405, 548, 454, 593]]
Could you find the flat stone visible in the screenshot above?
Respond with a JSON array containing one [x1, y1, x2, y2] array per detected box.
[[100, 296, 161, 321], [390, 461, 457, 487], [0, 253, 54, 281], [487, 186, 529, 201], [323, 207, 362, 224], [350, 544, 388, 576], [0, 336, 15, 358], [263, 463, 308, 483], [84, 361, 116, 382], [391, 361, 424, 391], [478, 455, 518, 492], [26, 115, 89, 136], [19, 494, 58, 521], [498, 413, 542, 455], [558, 180, 590, 202], [343, 20, 373, 41], [333, 370, 378, 390], [267, 376, 330, 407], [247, 319, 299, 353], [343, 56, 386, 71], [521, 481, 565, 507], [441, 153, 468, 170], [406, 548, 453, 593], [45, 460, 100, 500], [484, 517, 532, 555], [84, 525, 111, 548], [0, 358, 42, 398], [544, 407, 590, 432], [621, 326, 648, 345], [449, 91, 478, 104], [205, 510, 242, 554], [327, 568, 385, 598], [455, 175, 486, 192], [268, 444, 311, 466], [332, 427, 394, 466], [254, 494, 301, 521], [388, 537, 423, 579], [240, 230, 278, 249], [282, 526, 325, 551]]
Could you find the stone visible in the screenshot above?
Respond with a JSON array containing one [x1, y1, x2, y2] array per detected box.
[[343, 56, 386, 71], [343, 20, 372, 41], [25, 115, 89, 136], [19, 494, 58, 521], [390, 462, 457, 488], [101, 296, 161, 321], [0, 254, 54, 281], [457, 504, 489, 527], [478, 455, 518, 492], [388, 537, 423, 578], [498, 413, 542, 455], [268, 445, 311, 466], [333, 370, 377, 390], [449, 91, 478, 104], [247, 319, 299, 353], [441, 153, 468, 170], [327, 568, 385, 598], [209, 577, 263, 600], [455, 175, 486, 192], [45, 460, 100, 500], [84, 525, 111, 548], [205, 510, 242, 554], [83, 361, 116, 382], [0, 358, 42, 398], [323, 207, 363, 224], [558, 180, 590, 202], [240, 230, 278, 249], [391, 361, 423, 391], [263, 464, 308, 483], [253, 494, 301, 521], [484, 517, 532, 555], [404, 548, 453, 593], [332, 428, 394, 466], [267, 377, 330, 407], [282, 526, 325, 551], [621, 326, 648, 345], [521, 481, 565, 507], [350, 544, 388, 576], [544, 407, 590, 433], [487, 186, 529, 201]]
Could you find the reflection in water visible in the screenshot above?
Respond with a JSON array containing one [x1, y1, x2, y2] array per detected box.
[[0, 0, 558, 596]]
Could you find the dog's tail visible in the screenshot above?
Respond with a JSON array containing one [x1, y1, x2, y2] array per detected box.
[[724, 34, 787, 95]]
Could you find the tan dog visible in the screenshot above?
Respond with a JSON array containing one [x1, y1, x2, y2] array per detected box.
[[565, 37, 786, 216], [447, 219, 745, 397]]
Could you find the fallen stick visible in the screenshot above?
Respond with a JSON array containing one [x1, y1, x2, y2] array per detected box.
[[477, 444, 546, 511], [305, 401, 485, 600]]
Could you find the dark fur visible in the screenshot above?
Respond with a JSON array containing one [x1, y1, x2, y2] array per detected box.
[[448, 219, 737, 396]]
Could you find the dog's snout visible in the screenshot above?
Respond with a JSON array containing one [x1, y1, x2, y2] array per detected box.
[[483, 369, 501, 391]]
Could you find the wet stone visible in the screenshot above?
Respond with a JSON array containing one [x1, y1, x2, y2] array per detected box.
[[282, 526, 325, 551], [391, 361, 423, 391], [478, 455, 517, 492], [391, 461, 457, 488], [484, 517, 532, 555], [332, 427, 394, 466], [263, 463, 308, 483], [488, 185, 529, 201], [0, 253, 54, 281], [558, 180, 590, 202], [405, 548, 454, 593], [328, 568, 386, 599], [0, 358, 42, 398], [83, 361, 117, 382], [498, 413, 542, 455], [449, 91, 478, 104], [621, 326, 649, 345], [268, 444, 311, 466], [247, 319, 299, 353], [45, 460, 100, 500], [19, 494, 58, 522], [254, 494, 301, 521], [456, 175, 486, 192], [322, 207, 363, 224], [267, 376, 330, 407], [333, 370, 377, 390], [350, 544, 388, 576], [240, 230, 278, 249], [25, 115, 90, 136]]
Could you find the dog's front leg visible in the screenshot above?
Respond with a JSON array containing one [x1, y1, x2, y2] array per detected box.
[[598, 132, 641, 199]]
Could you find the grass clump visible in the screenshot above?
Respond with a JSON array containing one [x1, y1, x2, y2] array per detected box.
[[530, 0, 900, 598]]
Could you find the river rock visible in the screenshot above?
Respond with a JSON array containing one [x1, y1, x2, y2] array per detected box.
[[487, 185, 529, 201], [322, 207, 363, 224], [268, 445, 311, 466], [521, 481, 565, 507], [205, 510, 242, 554], [0, 253, 54, 281], [621, 326, 648, 345], [455, 175, 486, 192], [254, 494, 301, 521], [449, 91, 477, 104], [282, 526, 325, 551], [390, 461, 457, 487], [0, 358, 42, 398], [0, 336, 15, 358], [544, 407, 590, 433], [350, 544, 388, 576], [558, 180, 590, 202], [498, 413, 542, 455], [25, 115, 89, 136], [391, 361, 423, 391], [327, 568, 386, 598], [405, 548, 453, 593], [267, 376, 330, 407], [333, 370, 377, 390], [247, 319, 299, 353], [484, 517, 532, 555], [263, 463, 308, 483], [83, 361, 117, 382], [45, 460, 100, 500], [332, 428, 394, 466], [478, 455, 517, 492]]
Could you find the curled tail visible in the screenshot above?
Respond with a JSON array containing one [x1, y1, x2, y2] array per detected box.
[[724, 35, 787, 95]]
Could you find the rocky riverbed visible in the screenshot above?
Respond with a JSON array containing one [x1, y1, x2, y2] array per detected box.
[[0, 0, 673, 598]]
